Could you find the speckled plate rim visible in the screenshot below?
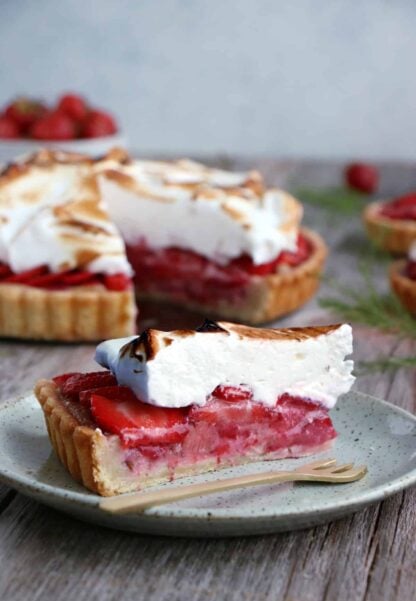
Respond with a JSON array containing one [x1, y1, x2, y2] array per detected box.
[[0, 391, 416, 529]]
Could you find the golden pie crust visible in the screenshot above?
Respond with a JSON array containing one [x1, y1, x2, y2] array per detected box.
[[0, 283, 136, 341], [363, 201, 416, 254], [389, 260, 416, 314], [35, 378, 333, 496], [137, 228, 327, 325]]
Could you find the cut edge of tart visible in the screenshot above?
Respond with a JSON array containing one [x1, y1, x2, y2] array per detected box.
[[0, 283, 136, 341], [34, 321, 354, 496], [137, 228, 327, 325], [35, 378, 336, 496], [389, 259, 416, 314], [363, 201, 416, 254]]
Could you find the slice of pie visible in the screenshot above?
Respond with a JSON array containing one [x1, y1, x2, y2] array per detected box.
[[34, 320, 354, 496], [363, 193, 416, 253], [95, 149, 327, 324], [0, 150, 136, 341], [390, 241, 416, 313]]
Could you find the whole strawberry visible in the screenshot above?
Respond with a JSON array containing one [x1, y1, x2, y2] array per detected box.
[[5, 97, 46, 133], [0, 115, 21, 139], [83, 109, 117, 138], [345, 162, 379, 194], [57, 93, 88, 122], [30, 111, 76, 140]]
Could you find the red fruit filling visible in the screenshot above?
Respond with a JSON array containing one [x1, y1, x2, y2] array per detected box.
[[54, 371, 337, 472], [404, 261, 416, 281], [126, 234, 312, 306], [0, 263, 131, 291], [379, 194, 416, 221]]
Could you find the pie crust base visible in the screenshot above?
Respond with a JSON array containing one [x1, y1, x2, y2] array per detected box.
[[137, 228, 327, 325], [0, 283, 136, 341], [363, 202, 416, 254], [35, 378, 334, 496], [389, 260, 416, 314]]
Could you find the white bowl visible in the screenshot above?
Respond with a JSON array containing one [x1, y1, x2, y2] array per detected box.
[[0, 133, 127, 164]]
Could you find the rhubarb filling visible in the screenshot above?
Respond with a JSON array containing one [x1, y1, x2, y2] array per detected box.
[[379, 194, 416, 221], [53, 371, 337, 478], [126, 233, 312, 306], [0, 263, 132, 291]]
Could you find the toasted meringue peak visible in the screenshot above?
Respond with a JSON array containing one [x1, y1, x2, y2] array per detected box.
[[95, 150, 303, 265], [95, 322, 355, 409], [0, 150, 132, 276]]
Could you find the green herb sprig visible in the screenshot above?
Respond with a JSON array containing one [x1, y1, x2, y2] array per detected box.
[[294, 187, 367, 216], [320, 256, 416, 372]]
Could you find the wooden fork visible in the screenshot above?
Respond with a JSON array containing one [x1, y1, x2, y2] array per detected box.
[[99, 459, 367, 514]]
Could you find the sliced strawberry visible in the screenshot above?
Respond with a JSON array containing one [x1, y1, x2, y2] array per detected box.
[[26, 271, 65, 288], [60, 271, 99, 286], [4, 265, 48, 283], [103, 273, 131, 291], [229, 234, 311, 275], [90, 393, 190, 446], [61, 371, 117, 401], [190, 399, 271, 427], [211, 385, 253, 402], [53, 372, 79, 387], [79, 385, 135, 407]]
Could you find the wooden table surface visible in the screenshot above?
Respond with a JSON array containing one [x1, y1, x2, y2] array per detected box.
[[1, 158, 415, 601]]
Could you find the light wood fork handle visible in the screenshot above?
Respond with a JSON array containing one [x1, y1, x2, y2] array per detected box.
[[99, 460, 367, 514]]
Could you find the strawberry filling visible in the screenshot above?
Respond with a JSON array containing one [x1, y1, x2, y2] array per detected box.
[[379, 194, 416, 221], [54, 372, 337, 471], [126, 234, 312, 305], [0, 263, 132, 291], [404, 261, 416, 281]]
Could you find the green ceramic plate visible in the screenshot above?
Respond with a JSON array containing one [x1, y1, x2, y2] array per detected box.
[[0, 391, 415, 537]]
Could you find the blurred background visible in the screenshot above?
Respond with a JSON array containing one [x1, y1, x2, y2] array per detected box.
[[1, 0, 415, 159]]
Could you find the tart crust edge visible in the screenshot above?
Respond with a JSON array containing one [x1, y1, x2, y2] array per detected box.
[[0, 284, 136, 341], [390, 259, 416, 314], [363, 202, 416, 254]]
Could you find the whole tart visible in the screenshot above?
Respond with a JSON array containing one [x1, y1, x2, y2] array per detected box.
[[0, 148, 328, 339], [34, 320, 355, 496], [363, 196, 416, 254]]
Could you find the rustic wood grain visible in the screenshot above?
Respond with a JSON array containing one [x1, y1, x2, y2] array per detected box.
[[0, 158, 415, 601]]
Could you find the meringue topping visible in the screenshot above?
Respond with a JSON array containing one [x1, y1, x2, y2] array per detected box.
[[95, 321, 355, 410], [0, 151, 132, 275], [95, 150, 303, 265]]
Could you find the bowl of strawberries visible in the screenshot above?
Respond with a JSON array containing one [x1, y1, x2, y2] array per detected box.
[[0, 93, 125, 162]]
